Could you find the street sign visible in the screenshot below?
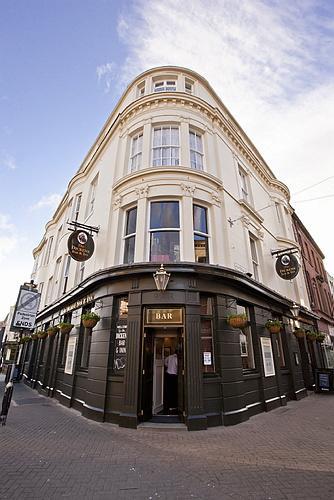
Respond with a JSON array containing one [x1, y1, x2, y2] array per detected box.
[[11, 286, 41, 331]]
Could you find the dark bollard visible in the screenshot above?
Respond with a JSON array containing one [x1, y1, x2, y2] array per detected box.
[[0, 381, 14, 426]]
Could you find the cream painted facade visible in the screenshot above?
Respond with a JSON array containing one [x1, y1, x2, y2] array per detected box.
[[32, 66, 309, 312]]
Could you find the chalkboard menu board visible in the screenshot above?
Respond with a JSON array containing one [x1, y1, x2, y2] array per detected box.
[[318, 372, 330, 391], [114, 324, 127, 371]]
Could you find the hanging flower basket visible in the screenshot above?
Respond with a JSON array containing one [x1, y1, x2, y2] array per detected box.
[[81, 312, 100, 329], [31, 333, 39, 341], [306, 330, 317, 342], [47, 326, 59, 337], [227, 314, 248, 329], [265, 319, 282, 334], [59, 322, 74, 335], [37, 330, 47, 340], [316, 332, 326, 343], [294, 327, 305, 339], [20, 336, 31, 344]]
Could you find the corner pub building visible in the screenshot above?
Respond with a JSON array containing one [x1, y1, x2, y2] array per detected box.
[[24, 66, 316, 431]]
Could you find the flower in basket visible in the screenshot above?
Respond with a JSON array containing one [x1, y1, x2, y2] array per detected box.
[[315, 332, 326, 343], [305, 330, 317, 341], [20, 336, 31, 344], [265, 319, 282, 334], [81, 312, 100, 328], [31, 333, 39, 341], [293, 327, 305, 339], [227, 313, 248, 329], [37, 330, 47, 340], [47, 325, 60, 337], [59, 322, 74, 335]]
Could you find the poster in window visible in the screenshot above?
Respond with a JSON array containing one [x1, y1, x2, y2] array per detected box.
[[65, 336, 77, 374], [260, 337, 275, 377], [114, 324, 127, 371]]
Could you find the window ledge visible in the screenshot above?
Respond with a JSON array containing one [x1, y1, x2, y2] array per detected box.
[[242, 370, 260, 379], [239, 200, 264, 224]]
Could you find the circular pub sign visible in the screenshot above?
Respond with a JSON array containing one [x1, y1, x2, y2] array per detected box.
[[67, 230, 95, 262], [275, 253, 299, 280]]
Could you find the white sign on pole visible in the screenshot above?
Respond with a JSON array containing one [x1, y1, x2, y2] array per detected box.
[[11, 286, 41, 330]]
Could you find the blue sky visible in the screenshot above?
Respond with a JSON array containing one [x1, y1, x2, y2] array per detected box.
[[1, 0, 334, 319]]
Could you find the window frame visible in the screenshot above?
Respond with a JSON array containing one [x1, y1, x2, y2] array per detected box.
[[153, 80, 177, 92], [236, 304, 256, 371], [86, 174, 98, 218], [123, 206, 137, 264], [249, 234, 260, 281], [129, 131, 143, 172], [200, 295, 215, 374], [149, 200, 181, 263], [193, 204, 209, 263], [238, 165, 249, 202], [152, 125, 180, 167], [189, 129, 204, 170]]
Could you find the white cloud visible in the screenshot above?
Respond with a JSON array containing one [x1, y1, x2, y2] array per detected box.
[[0, 152, 16, 170], [0, 213, 18, 262], [117, 0, 334, 273], [96, 62, 116, 93], [30, 193, 62, 212]]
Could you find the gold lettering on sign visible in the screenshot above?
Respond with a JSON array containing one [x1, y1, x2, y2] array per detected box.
[[146, 308, 183, 325]]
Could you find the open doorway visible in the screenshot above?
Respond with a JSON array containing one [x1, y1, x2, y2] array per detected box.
[[141, 327, 184, 422]]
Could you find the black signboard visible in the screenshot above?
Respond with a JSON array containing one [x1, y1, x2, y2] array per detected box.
[[275, 253, 299, 280], [68, 230, 95, 262], [315, 369, 334, 392], [114, 324, 127, 371], [318, 373, 330, 391]]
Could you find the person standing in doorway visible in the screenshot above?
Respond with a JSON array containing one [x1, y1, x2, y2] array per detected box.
[[164, 349, 178, 414]]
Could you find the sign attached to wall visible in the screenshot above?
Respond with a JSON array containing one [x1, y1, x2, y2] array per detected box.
[[114, 324, 127, 371], [275, 253, 299, 280], [65, 336, 77, 375], [11, 286, 41, 331], [68, 230, 95, 262], [260, 337, 275, 377], [145, 308, 183, 325]]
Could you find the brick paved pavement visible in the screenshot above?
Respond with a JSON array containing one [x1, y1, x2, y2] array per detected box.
[[1, 375, 334, 499]]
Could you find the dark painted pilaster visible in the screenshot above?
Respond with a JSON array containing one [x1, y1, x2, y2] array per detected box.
[[119, 298, 141, 429], [185, 304, 207, 430]]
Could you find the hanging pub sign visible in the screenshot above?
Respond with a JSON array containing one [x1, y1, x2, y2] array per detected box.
[[275, 253, 299, 280], [68, 230, 95, 262]]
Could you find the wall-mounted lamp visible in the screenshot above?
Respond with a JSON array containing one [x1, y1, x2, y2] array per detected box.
[[290, 302, 300, 319], [153, 264, 170, 291]]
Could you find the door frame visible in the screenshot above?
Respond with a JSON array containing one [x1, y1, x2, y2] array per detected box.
[[139, 324, 185, 421]]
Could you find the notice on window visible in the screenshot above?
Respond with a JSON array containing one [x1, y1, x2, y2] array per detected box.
[[114, 324, 127, 371], [260, 337, 275, 377], [65, 336, 77, 375], [203, 352, 212, 365]]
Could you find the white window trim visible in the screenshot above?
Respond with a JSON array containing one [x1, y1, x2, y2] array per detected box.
[[153, 79, 177, 92], [152, 125, 180, 167], [123, 206, 137, 264], [249, 234, 260, 281], [189, 129, 204, 170], [129, 132, 143, 172], [148, 200, 182, 262]]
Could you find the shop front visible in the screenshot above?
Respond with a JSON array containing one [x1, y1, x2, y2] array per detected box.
[[24, 263, 309, 431]]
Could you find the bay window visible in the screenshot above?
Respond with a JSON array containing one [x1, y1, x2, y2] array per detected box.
[[193, 205, 209, 263], [152, 126, 179, 166], [129, 132, 143, 172], [123, 207, 137, 264], [149, 201, 180, 263], [189, 130, 203, 170]]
